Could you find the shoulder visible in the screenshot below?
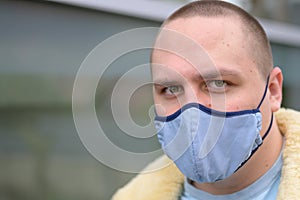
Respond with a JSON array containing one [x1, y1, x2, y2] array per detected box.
[[112, 155, 184, 200]]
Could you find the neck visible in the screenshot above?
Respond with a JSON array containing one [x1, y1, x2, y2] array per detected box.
[[192, 116, 283, 195]]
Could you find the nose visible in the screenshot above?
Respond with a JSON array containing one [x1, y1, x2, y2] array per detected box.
[[180, 84, 207, 106], [182, 84, 226, 111]]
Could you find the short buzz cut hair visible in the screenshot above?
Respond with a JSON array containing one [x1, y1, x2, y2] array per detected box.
[[161, 0, 273, 79]]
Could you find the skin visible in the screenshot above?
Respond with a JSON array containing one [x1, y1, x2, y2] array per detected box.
[[152, 16, 284, 194]]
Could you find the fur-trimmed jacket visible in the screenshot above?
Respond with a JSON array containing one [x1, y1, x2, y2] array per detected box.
[[112, 108, 300, 200]]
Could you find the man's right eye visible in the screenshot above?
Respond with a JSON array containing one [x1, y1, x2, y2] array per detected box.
[[163, 85, 184, 96]]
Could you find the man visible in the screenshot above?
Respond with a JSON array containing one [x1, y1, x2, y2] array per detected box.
[[112, 1, 300, 199]]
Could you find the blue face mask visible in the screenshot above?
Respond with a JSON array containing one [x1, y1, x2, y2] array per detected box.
[[154, 79, 273, 183]]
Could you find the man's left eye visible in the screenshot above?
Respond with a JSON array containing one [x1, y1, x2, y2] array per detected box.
[[206, 80, 227, 89]]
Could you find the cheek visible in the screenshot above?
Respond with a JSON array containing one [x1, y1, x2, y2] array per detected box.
[[154, 104, 167, 116], [225, 103, 242, 112], [153, 95, 181, 116], [225, 93, 260, 111], [234, 105, 241, 110]]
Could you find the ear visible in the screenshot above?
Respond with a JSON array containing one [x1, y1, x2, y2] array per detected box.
[[268, 67, 283, 112]]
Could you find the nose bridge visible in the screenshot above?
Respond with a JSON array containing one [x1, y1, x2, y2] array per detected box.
[[182, 82, 206, 106], [181, 82, 227, 110]]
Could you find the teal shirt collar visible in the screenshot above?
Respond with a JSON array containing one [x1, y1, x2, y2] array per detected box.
[[182, 149, 283, 200]]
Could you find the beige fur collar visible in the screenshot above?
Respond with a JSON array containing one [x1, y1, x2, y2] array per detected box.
[[112, 108, 300, 200], [275, 108, 300, 200]]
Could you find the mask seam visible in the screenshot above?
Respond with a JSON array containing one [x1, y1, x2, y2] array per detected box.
[[191, 110, 202, 182], [234, 113, 273, 173], [155, 104, 260, 122]]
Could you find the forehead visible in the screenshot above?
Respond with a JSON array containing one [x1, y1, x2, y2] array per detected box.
[[151, 50, 244, 84], [151, 16, 259, 80], [161, 16, 246, 50]]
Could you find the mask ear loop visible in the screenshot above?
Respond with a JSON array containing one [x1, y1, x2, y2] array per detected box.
[[256, 74, 273, 141], [256, 74, 273, 147], [256, 75, 270, 110]]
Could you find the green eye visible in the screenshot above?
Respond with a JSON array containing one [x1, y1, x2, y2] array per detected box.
[[214, 80, 226, 87], [165, 86, 183, 94], [206, 80, 228, 92]]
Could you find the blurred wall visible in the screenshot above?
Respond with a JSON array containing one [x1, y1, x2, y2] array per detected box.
[[0, 1, 160, 200], [0, 1, 299, 200]]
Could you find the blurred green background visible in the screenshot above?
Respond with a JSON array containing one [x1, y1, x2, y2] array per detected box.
[[0, 0, 300, 200]]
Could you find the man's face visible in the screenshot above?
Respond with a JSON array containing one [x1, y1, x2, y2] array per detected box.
[[152, 16, 268, 116]]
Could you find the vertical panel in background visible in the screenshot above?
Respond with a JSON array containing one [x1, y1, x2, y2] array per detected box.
[[271, 43, 300, 110], [0, 0, 160, 200]]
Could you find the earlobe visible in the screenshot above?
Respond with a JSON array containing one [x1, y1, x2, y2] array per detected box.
[[268, 67, 283, 112]]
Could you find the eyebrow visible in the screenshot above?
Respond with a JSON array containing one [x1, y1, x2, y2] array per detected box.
[[153, 80, 181, 86], [198, 69, 242, 80], [153, 68, 242, 85]]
